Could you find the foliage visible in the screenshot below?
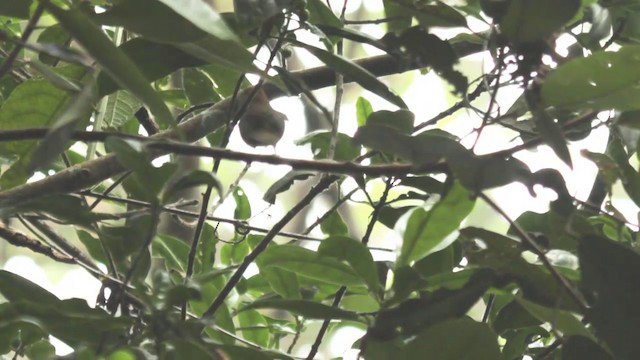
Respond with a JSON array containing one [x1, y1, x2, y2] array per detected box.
[[0, 0, 639, 359]]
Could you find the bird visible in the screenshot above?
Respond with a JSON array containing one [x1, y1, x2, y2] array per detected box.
[[238, 88, 286, 147]]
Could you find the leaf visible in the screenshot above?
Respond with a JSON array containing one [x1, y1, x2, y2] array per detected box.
[[529, 96, 573, 168], [542, 45, 640, 111], [579, 234, 640, 358], [366, 109, 415, 134], [318, 236, 381, 295], [7, 194, 99, 228], [0, 0, 31, 19], [355, 96, 374, 127], [401, 318, 501, 360], [0, 271, 59, 305], [292, 41, 407, 109], [153, 234, 191, 272], [606, 135, 640, 207], [30, 79, 96, 171], [102, 90, 142, 129], [258, 244, 365, 286], [499, 0, 580, 43], [398, 182, 475, 266], [296, 131, 361, 161], [369, 269, 495, 340], [319, 210, 348, 236], [562, 336, 613, 360], [382, 0, 412, 33], [307, 0, 343, 28], [232, 187, 251, 220], [97, 39, 203, 97], [155, 0, 239, 42], [237, 309, 270, 347], [163, 170, 223, 204], [515, 297, 592, 338], [0, 65, 86, 189], [43, 3, 174, 127], [414, 2, 468, 28], [263, 170, 315, 204], [182, 68, 220, 105], [255, 266, 301, 299], [239, 299, 362, 321]]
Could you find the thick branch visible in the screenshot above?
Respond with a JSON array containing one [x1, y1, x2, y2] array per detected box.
[[0, 42, 482, 206]]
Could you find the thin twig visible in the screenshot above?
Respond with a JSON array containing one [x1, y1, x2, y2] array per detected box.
[[0, 223, 74, 263], [478, 193, 588, 312], [202, 176, 337, 318], [0, 4, 44, 79]]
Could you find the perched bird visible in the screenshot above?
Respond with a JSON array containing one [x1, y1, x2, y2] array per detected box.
[[238, 88, 286, 147]]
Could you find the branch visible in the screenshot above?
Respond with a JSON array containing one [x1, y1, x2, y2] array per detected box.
[[0, 223, 74, 263], [0, 41, 483, 206]]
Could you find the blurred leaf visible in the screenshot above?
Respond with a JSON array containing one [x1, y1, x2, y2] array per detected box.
[[542, 45, 640, 111], [233, 186, 252, 220], [369, 269, 494, 340], [153, 234, 190, 272], [8, 194, 98, 228], [398, 182, 475, 266], [401, 318, 501, 360], [562, 335, 613, 360], [0, 0, 31, 18], [307, 0, 343, 28], [529, 97, 573, 168], [234, 0, 288, 26], [24, 339, 55, 360], [579, 234, 640, 358], [166, 339, 216, 360], [493, 300, 541, 335], [239, 299, 362, 321], [102, 90, 142, 129], [365, 109, 414, 134], [156, 0, 240, 42], [414, 2, 468, 28], [320, 210, 348, 236], [606, 135, 640, 207], [318, 236, 381, 295], [263, 170, 314, 204], [163, 170, 223, 204], [0, 270, 59, 304], [515, 297, 592, 338], [30, 79, 96, 171], [383, 0, 412, 33], [292, 41, 407, 109], [499, 0, 580, 43], [255, 264, 301, 299], [237, 309, 270, 347], [182, 68, 220, 105], [0, 65, 86, 189], [355, 96, 374, 127], [97, 39, 203, 97], [43, 3, 174, 126], [259, 244, 365, 286], [296, 131, 361, 161]]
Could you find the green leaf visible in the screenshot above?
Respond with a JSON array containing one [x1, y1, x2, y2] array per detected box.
[[499, 0, 580, 43], [0, 65, 86, 189], [263, 170, 314, 204], [182, 68, 220, 105], [255, 265, 301, 299], [307, 0, 343, 28], [7, 194, 98, 228], [542, 45, 640, 111], [232, 186, 252, 220], [515, 297, 593, 339], [398, 182, 475, 266], [318, 236, 381, 295], [296, 131, 361, 161], [259, 244, 365, 286], [562, 336, 613, 360], [401, 318, 501, 360], [530, 98, 573, 168], [239, 299, 362, 321], [44, 3, 174, 127], [291, 41, 407, 109], [606, 135, 640, 207], [319, 210, 349, 236], [97, 39, 203, 97], [579, 234, 640, 358], [355, 97, 374, 127], [0, 0, 31, 19], [366, 109, 415, 134], [153, 234, 190, 272], [155, 0, 240, 42], [237, 309, 270, 347], [414, 2, 468, 28], [0, 270, 59, 304], [163, 170, 223, 204], [383, 0, 412, 33]]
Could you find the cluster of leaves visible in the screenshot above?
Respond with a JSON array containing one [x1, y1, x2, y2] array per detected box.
[[0, 0, 640, 359]]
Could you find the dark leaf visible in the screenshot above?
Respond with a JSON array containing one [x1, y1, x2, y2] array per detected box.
[[263, 170, 315, 204]]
